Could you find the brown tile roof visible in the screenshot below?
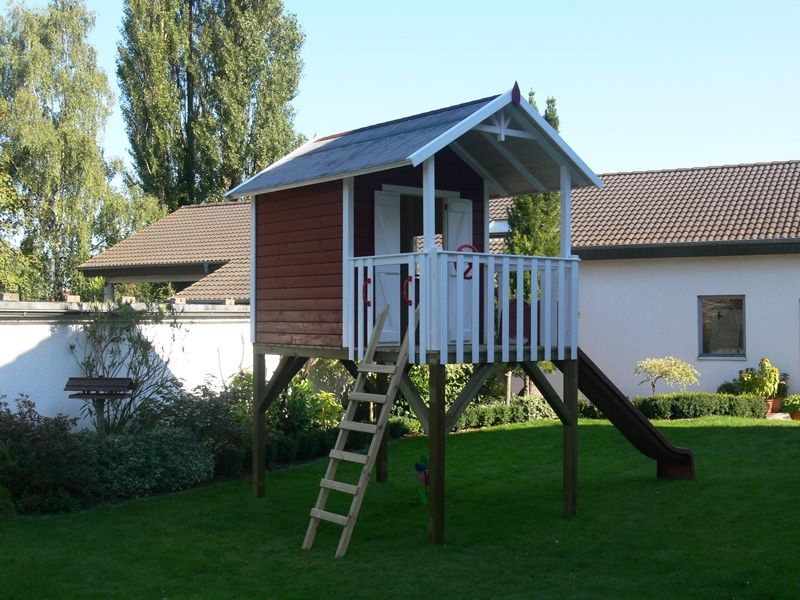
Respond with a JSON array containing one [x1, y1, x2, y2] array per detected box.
[[571, 160, 800, 248], [175, 258, 249, 302], [489, 197, 514, 221], [81, 201, 250, 269], [490, 160, 800, 249]]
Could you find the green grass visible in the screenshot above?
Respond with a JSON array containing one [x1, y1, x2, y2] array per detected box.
[[2, 417, 799, 599]]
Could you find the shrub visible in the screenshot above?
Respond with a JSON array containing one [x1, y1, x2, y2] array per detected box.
[[634, 357, 700, 395], [453, 396, 558, 431], [0, 396, 96, 513], [737, 358, 780, 399], [139, 381, 251, 477], [387, 416, 421, 438], [92, 428, 213, 498], [577, 397, 605, 419], [782, 395, 800, 413], [0, 441, 15, 516], [633, 393, 765, 420]]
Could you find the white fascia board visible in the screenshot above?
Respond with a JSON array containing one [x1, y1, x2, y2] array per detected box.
[[225, 137, 318, 199], [407, 90, 514, 167], [514, 100, 604, 190], [225, 160, 411, 199]]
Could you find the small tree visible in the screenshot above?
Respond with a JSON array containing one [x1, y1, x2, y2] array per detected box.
[[635, 357, 700, 395], [70, 303, 182, 435]]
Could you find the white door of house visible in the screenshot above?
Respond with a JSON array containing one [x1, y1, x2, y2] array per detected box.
[[445, 197, 474, 343], [374, 191, 401, 345]]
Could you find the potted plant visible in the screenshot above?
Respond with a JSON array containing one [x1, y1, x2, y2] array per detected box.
[[782, 395, 800, 420], [738, 358, 781, 413]]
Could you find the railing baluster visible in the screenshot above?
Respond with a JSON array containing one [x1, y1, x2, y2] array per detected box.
[[439, 252, 448, 364], [570, 260, 579, 359], [515, 256, 524, 362], [347, 260, 355, 360], [471, 254, 480, 364], [529, 259, 538, 361], [456, 254, 464, 364], [407, 255, 415, 363], [357, 262, 364, 360], [419, 254, 427, 364], [501, 257, 510, 362], [367, 259, 374, 355], [486, 256, 495, 363], [557, 260, 565, 361], [543, 259, 552, 361]]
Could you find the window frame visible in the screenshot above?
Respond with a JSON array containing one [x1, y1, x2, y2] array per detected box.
[[697, 295, 746, 359]]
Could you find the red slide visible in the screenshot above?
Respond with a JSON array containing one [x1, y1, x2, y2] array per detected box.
[[561, 348, 695, 480]]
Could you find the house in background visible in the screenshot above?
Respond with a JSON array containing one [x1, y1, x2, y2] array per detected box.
[[492, 160, 800, 398], [79, 201, 251, 304]]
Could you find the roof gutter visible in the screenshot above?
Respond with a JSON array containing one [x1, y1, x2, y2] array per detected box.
[[576, 238, 800, 260]]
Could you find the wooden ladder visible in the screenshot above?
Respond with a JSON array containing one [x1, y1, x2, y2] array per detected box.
[[302, 305, 414, 558]]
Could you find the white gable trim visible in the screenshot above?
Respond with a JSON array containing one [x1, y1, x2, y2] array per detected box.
[[407, 91, 513, 167]]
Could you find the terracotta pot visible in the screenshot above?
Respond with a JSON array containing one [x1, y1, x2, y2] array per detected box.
[[790, 412, 800, 421], [765, 397, 783, 414]]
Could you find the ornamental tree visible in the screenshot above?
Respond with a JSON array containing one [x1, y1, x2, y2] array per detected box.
[[635, 357, 700, 395]]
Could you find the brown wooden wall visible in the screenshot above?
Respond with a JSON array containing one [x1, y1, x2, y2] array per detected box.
[[255, 181, 343, 348], [354, 147, 485, 256]]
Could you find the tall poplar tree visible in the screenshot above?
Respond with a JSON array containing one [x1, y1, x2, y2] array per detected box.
[[117, 0, 305, 210], [506, 91, 562, 258]]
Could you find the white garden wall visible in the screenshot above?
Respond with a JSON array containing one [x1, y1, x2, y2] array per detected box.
[[0, 302, 278, 419], [579, 254, 800, 398]]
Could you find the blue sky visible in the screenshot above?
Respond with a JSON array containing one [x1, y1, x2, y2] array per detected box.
[[24, 0, 800, 174]]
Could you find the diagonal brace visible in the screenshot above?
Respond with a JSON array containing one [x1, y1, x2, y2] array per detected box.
[[444, 363, 501, 431], [257, 355, 308, 413], [520, 361, 571, 425]]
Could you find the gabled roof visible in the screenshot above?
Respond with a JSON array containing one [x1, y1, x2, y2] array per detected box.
[[79, 201, 250, 303], [227, 84, 602, 199], [81, 201, 249, 270]]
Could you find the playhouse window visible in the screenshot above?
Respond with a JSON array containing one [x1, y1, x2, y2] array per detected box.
[[699, 296, 745, 357]]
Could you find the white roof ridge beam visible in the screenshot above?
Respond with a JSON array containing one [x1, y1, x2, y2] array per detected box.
[[473, 124, 535, 140], [407, 90, 514, 167], [226, 137, 320, 199], [513, 102, 604, 190], [480, 132, 547, 193], [450, 141, 510, 197]]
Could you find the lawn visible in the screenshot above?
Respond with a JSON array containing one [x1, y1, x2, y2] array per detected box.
[[2, 417, 799, 599]]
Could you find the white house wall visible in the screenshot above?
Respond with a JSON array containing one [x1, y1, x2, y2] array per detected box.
[[579, 254, 800, 398], [0, 302, 278, 420]]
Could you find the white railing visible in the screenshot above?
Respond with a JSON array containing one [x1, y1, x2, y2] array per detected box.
[[346, 248, 579, 364]]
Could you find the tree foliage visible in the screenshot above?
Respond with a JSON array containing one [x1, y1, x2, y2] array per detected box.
[[0, 1, 164, 300], [117, 0, 305, 209], [506, 90, 562, 258], [635, 357, 700, 395]]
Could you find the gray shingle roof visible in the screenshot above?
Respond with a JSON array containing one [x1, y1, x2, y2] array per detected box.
[[228, 96, 496, 197]]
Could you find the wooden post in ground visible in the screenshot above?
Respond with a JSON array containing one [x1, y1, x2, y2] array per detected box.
[[428, 363, 446, 544], [376, 372, 389, 483], [252, 351, 266, 498], [562, 359, 578, 517]]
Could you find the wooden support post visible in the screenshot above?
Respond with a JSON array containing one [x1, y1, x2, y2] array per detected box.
[[562, 359, 578, 517], [252, 355, 307, 499], [428, 363, 446, 545], [252, 352, 266, 498]]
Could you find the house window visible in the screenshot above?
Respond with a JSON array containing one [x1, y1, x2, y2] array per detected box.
[[699, 296, 745, 357]]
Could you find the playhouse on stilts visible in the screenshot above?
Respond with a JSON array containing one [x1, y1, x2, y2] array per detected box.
[[226, 83, 695, 558]]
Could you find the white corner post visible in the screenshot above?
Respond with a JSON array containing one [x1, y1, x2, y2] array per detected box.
[[342, 177, 355, 347], [422, 157, 436, 251], [250, 198, 257, 343], [560, 165, 572, 258]]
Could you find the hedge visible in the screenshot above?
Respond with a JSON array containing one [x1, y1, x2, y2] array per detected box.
[[632, 393, 766, 420]]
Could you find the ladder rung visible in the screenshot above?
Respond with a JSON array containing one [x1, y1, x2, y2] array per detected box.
[[349, 391, 386, 404], [358, 363, 396, 374], [320, 478, 359, 495], [340, 420, 378, 434], [329, 449, 368, 464], [310, 508, 349, 526]]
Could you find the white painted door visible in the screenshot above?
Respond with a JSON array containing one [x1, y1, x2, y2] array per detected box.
[[445, 197, 473, 343], [374, 191, 401, 345]]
